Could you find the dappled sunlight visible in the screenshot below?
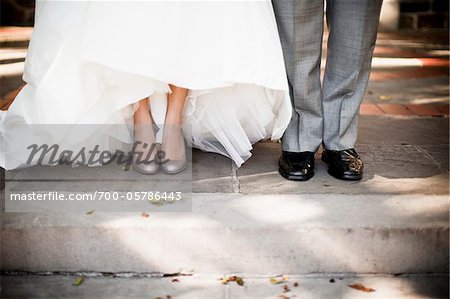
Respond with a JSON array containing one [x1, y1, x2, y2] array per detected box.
[[244, 208, 389, 274], [99, 210, 283, 273], [382, 195, 449, 223], [99, 213, 219, 229], [411, 96, 449, 105], [372, 57, 424, 68], [231, 196, 326, 224], [231, 193, 449, 275], [362, 174, 449, 194]]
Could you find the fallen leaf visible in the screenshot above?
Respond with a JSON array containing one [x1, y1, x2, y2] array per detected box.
[[348, 283, 376, 292], [86, 210, 95, 215], [278, 295, 290, 299], [293, 282, 299, 287], [378, 95, 391, 101], [171, 279, 179, 283], [283, 285, 290, 293], [221, 275, 244, 286], [270, 277, 279, 284], [72, 276, 84, 286], [235, 276, 244, 286], [270, 275, 289, 284], [141, 212, 150, 218], [166, 296, 172, 299]]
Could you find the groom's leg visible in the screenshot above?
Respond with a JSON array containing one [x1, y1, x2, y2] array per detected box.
[[272, 0, 324, 152], [322, 0, 383, 150]]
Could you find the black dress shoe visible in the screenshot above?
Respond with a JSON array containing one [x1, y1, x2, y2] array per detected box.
[[278, 151, 315, 181], [321, 148, 364, 181]]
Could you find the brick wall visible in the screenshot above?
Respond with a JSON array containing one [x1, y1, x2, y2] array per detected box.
[[399, 0, 449, 30]]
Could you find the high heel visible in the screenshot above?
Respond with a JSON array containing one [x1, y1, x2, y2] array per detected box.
[[132, 146, 161, 174], [132, 124, 160, 175], [161, 153, 187, 174], [160, 125, 187, 175]]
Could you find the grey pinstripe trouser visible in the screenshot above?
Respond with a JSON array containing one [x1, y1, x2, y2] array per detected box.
[[272, 0, 383, 152]]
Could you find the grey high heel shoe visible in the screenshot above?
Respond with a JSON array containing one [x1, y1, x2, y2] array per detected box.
[[161, 153, 187, 174], [132, 124, 160, 175], [132, 145, 161, 175], [160, 125, 187, 175]]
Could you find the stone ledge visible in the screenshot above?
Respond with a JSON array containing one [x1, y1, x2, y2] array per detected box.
[[1, 194, 448, 274]]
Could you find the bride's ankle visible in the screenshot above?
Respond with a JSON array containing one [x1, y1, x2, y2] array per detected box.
[[161, 125, 185, 156]]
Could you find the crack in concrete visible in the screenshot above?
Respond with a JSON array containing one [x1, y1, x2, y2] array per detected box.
[[2, 271, 448, 279], [413, 145, 446, 172]]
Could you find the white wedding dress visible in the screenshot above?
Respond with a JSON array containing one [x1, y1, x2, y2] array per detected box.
[[0, 0, 291, 170]]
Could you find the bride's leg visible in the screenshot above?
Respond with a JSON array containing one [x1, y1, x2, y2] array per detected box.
[[161, 85, 188, 172], [134, 98, 153, 125], [133, 97, 159, 174], [165, 85, 188, 125]]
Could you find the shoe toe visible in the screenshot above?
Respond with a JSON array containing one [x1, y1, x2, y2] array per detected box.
[[278, 153, 314, 181], [133, 162, 160, 175], [162, 160, 187, 174], [291, 168, 310, 176]]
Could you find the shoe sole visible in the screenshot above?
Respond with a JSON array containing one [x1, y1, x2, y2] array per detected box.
[[327, 169, 362, 181], [278, 168, 314, 181], [161, 163, 188, 175], [132, 164, 160, 175]]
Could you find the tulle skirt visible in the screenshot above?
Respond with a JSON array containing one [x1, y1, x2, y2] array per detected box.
[[0, 0, 291, 169]]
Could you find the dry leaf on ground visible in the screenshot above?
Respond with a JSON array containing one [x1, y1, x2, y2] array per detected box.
[[72, 276, 84, 286], [348, 283, 376, 292], [378, 95, 391, 101], [270, 275, 289, 284], [221, 275, 244, 286]]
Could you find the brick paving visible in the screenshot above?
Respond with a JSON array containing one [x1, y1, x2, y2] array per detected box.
[[362, 103, 449, 116], [370, 68, 449, 81], [377, 103, 415, 116]]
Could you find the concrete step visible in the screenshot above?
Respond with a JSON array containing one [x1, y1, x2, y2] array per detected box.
[[4, 117, 450, 196], [1, 193, 448, 274], [1, 274, 449, 299]]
